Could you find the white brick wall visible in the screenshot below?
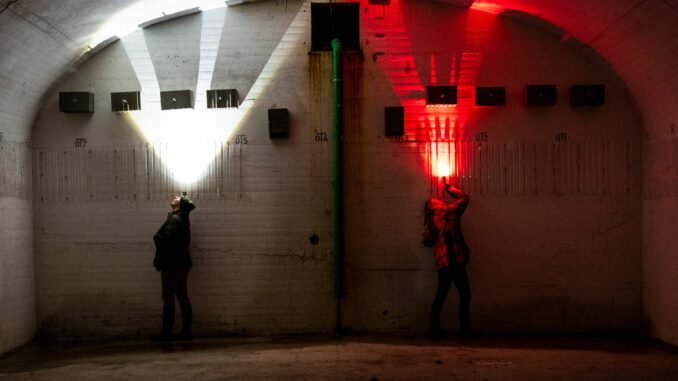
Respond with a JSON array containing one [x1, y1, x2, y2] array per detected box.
[[0, 1, 86, 352], [29, 1, 645, 339], [0, 0, 675, 356], [32, 1, 337, 338], [0, 193, 34, 354], [0, 101, 36, 355], [0, 5, 69, 355], [586, 0, 678, 346], [343, 2, 643, 333]]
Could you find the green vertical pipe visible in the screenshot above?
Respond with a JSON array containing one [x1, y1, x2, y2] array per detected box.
[[331, 38, 344, 300]]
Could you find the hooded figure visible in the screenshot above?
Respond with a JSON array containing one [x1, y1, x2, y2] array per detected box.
[[151, 195, 195, 341], [426, 183, 472, 339], [153, 196, 195, 270]]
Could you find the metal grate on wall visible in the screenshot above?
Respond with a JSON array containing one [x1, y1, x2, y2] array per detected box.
[[0, 140, 32, 199], [33, 143, 244, 203], [427, 140, 636, 197]]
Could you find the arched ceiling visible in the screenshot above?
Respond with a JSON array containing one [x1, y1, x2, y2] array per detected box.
[[0, 0, 676, 141]]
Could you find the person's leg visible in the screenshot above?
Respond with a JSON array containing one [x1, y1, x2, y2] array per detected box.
[[152, 269, 177, 341], [175, 267, 193, 340], [451, 265, 472, 337], [430, 266, 452, 337]]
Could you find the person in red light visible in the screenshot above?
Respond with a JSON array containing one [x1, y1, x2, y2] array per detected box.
[[151, 194, 196, 342], [425, 181, 472, 340]]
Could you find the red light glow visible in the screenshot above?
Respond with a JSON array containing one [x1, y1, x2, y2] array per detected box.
[[360, 0, 497, 194], [437, 160, 450, 177]]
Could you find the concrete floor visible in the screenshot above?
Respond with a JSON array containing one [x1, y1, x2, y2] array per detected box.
[[1, 334, 677, 380]]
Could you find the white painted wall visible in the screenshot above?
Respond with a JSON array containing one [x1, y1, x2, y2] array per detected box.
[[0, 164, 34, 354], [30, 1, 644, 338], [533, 0, 678, 347], [592, 1, 678, 346], [342, 2, 643, 333], [32, 1, 335, 338], [0, 6, 59, 355]]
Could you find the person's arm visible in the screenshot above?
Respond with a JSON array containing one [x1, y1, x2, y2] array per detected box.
[[444, 183, 469, 213]]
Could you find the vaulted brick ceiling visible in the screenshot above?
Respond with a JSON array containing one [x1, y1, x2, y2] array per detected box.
[[0, 0, 676, 139]]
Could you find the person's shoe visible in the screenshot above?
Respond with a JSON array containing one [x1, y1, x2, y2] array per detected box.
[[150, 332, 174, 342], [459, 329, 479, 343], [178, 304, 193, 341], [430, 329, 449, 340], [174, 330, 193, 341], [151, 306, 176, 342]]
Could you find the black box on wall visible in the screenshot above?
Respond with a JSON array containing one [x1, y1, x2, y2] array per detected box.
[[525, 85, 557, 106], [59, 92, 94, 113], [268, 108, 289, 139], [111, 91, 141, 111], [207, 89, 238, 108], [426, 86, 457, 105], [311, 3, 360, 51], [475, 87, 506, 106], [570, 84, 605, 107], [384, 106, 404, 136], [161, 90, 193, 110]]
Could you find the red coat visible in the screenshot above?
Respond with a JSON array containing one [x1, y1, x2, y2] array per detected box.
[[425, 188, 470, 269]]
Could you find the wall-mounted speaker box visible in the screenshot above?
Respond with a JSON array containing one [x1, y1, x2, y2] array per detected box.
[[268, 108, 289, 139], [111, 91, 141, 111], [570, 84, 605, 107], [161, 90, 193, 110], [525, 85, 557, 106], [475, 87, 506, 106], [384, 106, 404, 136], [207, 89, 238, 108], [59, 92, 94, 113], [426, 85, 457, 105]]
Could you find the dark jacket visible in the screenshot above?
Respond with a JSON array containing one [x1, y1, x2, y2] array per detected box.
[[425, 186, 469, 269], [153, 197, 195, 271]]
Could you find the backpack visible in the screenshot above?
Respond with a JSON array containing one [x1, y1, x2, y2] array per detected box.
[[421, 210, 438, 247]]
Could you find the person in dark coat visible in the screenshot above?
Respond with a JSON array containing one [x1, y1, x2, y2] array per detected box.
[[425, 181, 472, 339], [151, 195, 196, 341]]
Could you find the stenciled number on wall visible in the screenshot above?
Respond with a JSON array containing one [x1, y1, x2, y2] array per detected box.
[[315, 131, 328, 143], [235, 135, 248, 145], [75, 138, 87, 147], [475, 132, 488, 142]]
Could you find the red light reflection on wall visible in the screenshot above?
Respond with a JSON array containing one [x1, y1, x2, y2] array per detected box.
[[361, 0, 497, 194], [437, 158, 451, 178]]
